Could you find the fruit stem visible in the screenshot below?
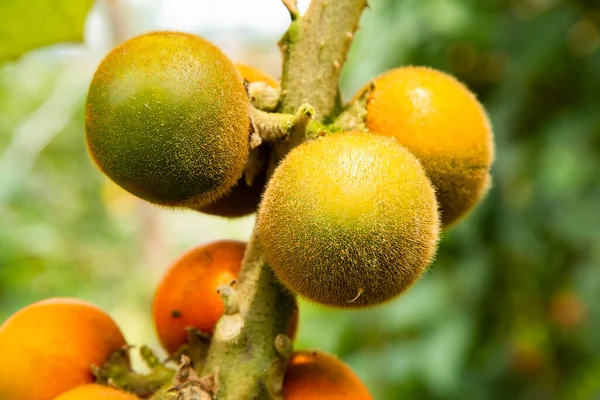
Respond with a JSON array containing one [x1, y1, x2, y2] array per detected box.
[[248, 82, 281, 112], [94, 347, 176, 398], [250, 104, 317, 147], [327, 84, 372, 133]]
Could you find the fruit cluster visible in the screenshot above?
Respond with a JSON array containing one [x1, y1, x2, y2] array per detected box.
[[1, 24, 494, 399], [85, 31, 493, 309], [0, 241, 365, 399]]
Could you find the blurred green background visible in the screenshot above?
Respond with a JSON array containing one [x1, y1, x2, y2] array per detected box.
[[1, 0, 599, 398]]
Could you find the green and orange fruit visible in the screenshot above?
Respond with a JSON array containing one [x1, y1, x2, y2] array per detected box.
[[258, 132, 440, 308], [86, 31, 250, 208]]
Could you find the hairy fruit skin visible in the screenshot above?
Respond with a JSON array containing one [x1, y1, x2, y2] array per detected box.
[[196, 64, 277, 218], [196, 169, 266, 218], [85, 31, 249, 207], [283, 351, 372, 399], [152, 240, 299, 354], [0, 298, 126, 400], [53, 384, 139, 400], [258, 132, 440, 308], [364, 66, 494, 227]]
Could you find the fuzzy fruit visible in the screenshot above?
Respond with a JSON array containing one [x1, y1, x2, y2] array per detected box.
[[0, 298, 126, 400], [283, 351, 372, 399], [364, 66, 494, 226], [196, 64, 277, 218], [258, 132, 440, 308], [86, 31, 249, 208], [152, 240, 298, 354], [53, 384, 139, 400], [196, 161, 267, 218]]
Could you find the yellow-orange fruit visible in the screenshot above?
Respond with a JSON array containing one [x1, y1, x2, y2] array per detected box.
[[53, 384, 139, 400], [152, 240, 300, 353], [235, 63, 279, 88], [283, 351, 372, 399], [86, 31, 249, 208], [0, 298, 126, 400], [258, 132, 440, 308], [364, 66, 494, 227]]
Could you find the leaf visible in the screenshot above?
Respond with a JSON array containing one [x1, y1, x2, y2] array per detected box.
[[0, 0, 94, 62]]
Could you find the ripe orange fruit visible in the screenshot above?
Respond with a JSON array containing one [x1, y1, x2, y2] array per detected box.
[[153, 240, 298, 353], [54, 384, 139, 400], [258, 132, 439, 308], [235, 63, 279, 88], [364, 66, 494, 227], [283, 351, 372, 399], [153, 240, 245, 353], [0, 298, 126, 400]]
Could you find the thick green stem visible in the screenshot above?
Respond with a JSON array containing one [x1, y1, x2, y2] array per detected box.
[[201, 1, 368, 399], [202, 231, 296, 399], [279, 0, 369, 121]]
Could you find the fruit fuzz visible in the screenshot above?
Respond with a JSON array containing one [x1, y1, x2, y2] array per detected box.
[[363, 66, 494, 227], [85, 31, 250, 208], [195, 64, 278, 218], [258, 132, 440, 308]]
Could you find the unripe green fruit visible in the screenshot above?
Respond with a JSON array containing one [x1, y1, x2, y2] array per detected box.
[[258, 132, 440, 308], [194, 64, 276, 218], [85, 31, 250, 207]]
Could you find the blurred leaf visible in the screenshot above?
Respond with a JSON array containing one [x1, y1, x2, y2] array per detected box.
[[0, 0, 94, 62]]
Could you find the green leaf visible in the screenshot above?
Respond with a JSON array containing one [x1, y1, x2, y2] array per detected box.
[[0, 0, 94, 62]]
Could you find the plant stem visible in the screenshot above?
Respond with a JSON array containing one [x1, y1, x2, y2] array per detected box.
[[202, 232, 296, 399], [201, 1, 368, 398], [279, 0, 369, 120]]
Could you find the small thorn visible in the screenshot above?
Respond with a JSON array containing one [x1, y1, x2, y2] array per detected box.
[[333, 60, 341, 71], [275, 334, 294, 360], [216, 284, 240, 314], [346, 31, 354, 40]]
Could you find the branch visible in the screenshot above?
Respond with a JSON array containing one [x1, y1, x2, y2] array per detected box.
[[199, 1, 368, 399], [278, 0, 369, 120], [202, 231, 297, 399]]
